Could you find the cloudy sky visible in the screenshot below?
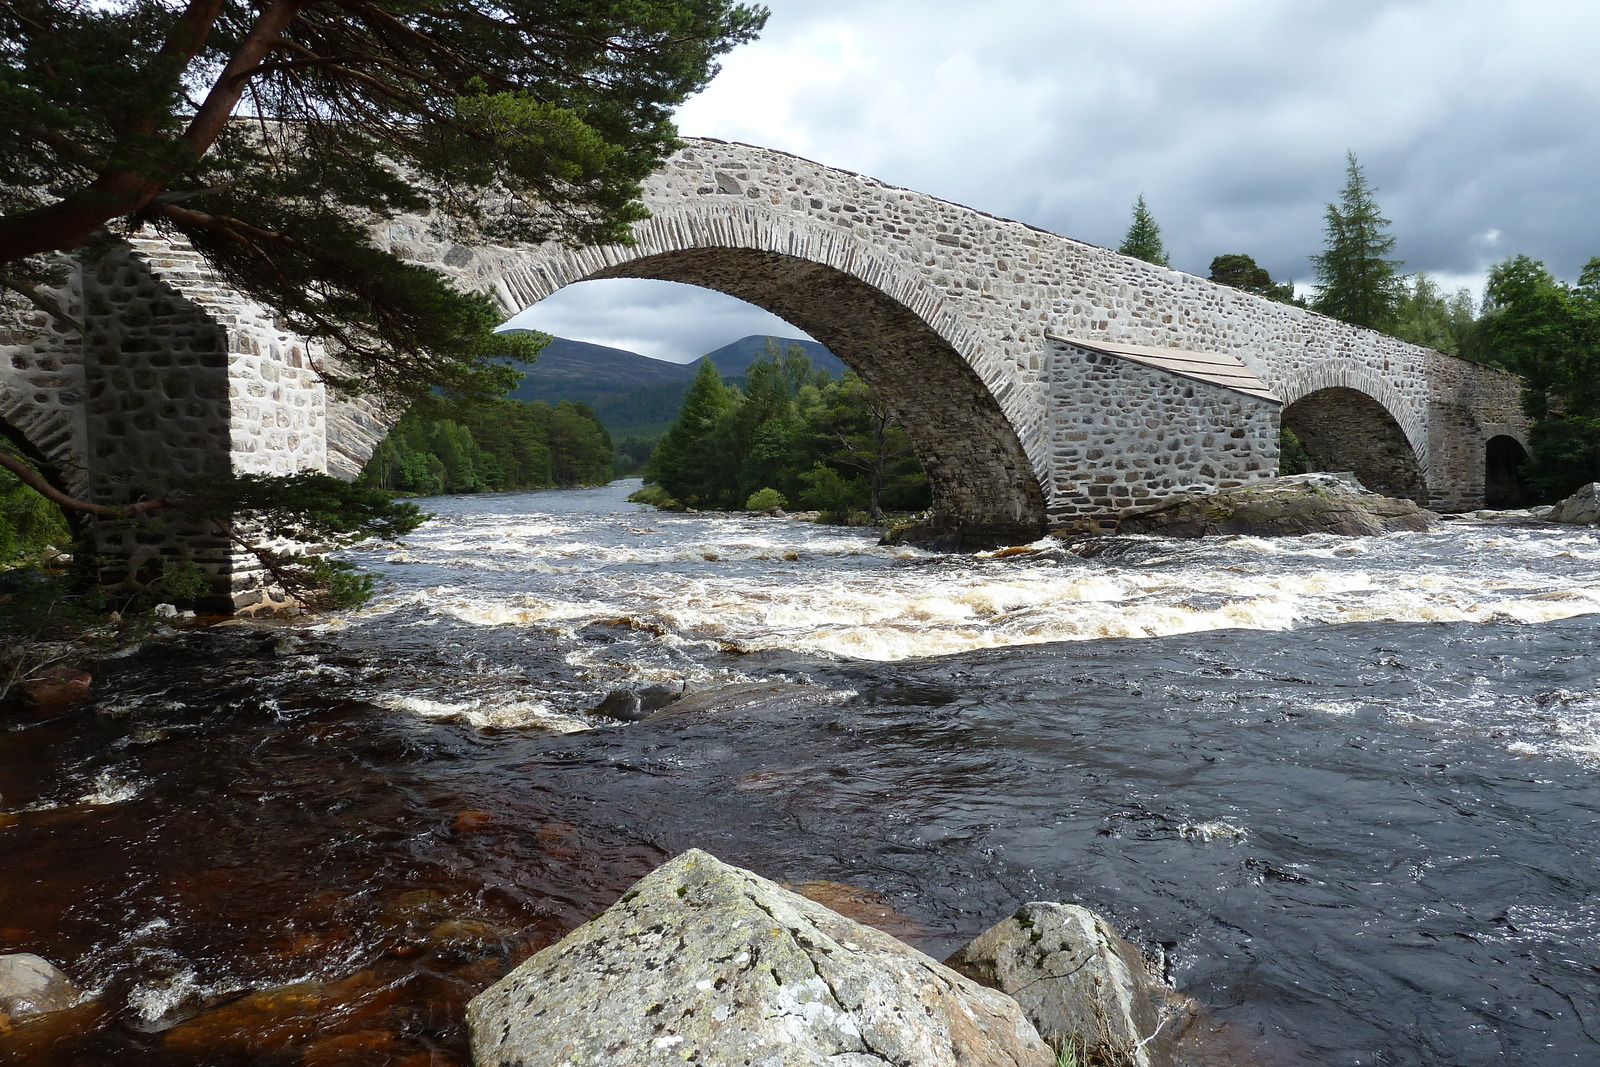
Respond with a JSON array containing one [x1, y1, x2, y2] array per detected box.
[[508, 0, 1600, 363]]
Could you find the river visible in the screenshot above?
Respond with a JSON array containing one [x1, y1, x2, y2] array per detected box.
[[3, 479, 1599, 1065]]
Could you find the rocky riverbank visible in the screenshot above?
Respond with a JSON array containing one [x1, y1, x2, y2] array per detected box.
[[1101, 473, 1434, 538], [468, 849, 1200, 1067]]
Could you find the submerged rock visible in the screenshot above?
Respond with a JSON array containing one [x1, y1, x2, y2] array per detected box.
[[590, 682, 692, 722], [945, 903, 1198, 1067], [466, 848, 1053, 1067], [0, 953, 81, 1028], [1548, 482, 1600, 524], [1110, 473, 1433, 538]]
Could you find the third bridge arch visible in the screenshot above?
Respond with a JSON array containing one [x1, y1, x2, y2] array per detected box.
[[382, 138, 1527, 530]]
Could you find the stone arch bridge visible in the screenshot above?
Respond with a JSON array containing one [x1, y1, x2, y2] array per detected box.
[[2, 138, 1526, 606]]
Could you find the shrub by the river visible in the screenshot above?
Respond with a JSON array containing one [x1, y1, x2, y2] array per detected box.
[[744, 487, 785, 513]]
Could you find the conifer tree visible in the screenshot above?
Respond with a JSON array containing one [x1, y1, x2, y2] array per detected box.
[[1310, 153, 1406, 330], [645, 358, 736, 506], [1208, 253, 1297, 303], [1117, 194, 1170, 266]]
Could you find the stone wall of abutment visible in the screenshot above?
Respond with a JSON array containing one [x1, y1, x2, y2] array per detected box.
[[0, 267, 89, 493], [1419, 350, 1529, 513], [1045, 338, 1281, 520]]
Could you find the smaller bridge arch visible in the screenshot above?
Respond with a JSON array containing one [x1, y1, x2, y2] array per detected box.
[[1279, 383, 1429, 501]]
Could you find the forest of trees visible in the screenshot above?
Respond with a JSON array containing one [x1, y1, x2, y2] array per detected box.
[[640, 344, 929, 521], [358, 399, 615, 496]]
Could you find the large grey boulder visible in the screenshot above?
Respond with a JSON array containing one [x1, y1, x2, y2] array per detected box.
[[1549, 482, 1600, 524], [0, 953, 81, 1028], [1111, 473, 1433, 538], [467, 849, 1053, 1067], [944, 903, 1197, 1067]]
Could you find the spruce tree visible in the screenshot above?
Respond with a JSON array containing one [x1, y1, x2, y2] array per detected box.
[[1117, 194, 1170, 266], [645, 358, 736, 506], [1310, 153, 1406, 330]]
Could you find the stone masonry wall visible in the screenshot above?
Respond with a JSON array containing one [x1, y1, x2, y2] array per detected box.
[[1, 267, 89, 492], [1046, 338, 1280, 518], [4, 236, 336, 608], [1420, 350, 1527, 512]]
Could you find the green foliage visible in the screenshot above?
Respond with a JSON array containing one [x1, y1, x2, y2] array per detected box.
[[359, 398, 614, 494], [813, 371, 924, 519], [640, 346, 929, 522], [799, 463, 868, 523], [614, 435, 659, 476], [626, 483, 682, 510], [1390, 272, 1477, 355], [744, 487, 786, 512], [1207, 253, 1297, 303], [646, 358, 739, 506], [1477, 254, 1600, 497], [1117, 194, 1169, 266], [0, 461, 70, 566], [1310, 153, 1405, 330], [0, 0, 768, 402], [1278, 427, 1309, 475]]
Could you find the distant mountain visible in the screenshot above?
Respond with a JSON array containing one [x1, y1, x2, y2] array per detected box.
[[701, 336, 847, 378], [499, 334, 694, 402], [496, 333, 843, 439]]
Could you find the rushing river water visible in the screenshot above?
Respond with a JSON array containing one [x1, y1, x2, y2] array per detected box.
[[4, 480, 1600, 1065]]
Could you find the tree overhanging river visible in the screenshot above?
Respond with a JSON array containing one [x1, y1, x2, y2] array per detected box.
[[4, 479, 1599, 1065]]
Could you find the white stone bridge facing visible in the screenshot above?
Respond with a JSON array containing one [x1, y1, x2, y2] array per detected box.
[[1, 138, 1527, 600]]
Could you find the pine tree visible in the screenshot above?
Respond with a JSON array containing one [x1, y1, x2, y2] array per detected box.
[[1208, 253, 1297, 303], [1117, 194, 1170, 266], [0, 0, 768, 603], [645, 359, 737, 506], [1310, 153, 1406, 330]]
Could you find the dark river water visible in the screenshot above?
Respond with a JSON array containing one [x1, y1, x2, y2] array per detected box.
[[3, 480, 1599, 1065]]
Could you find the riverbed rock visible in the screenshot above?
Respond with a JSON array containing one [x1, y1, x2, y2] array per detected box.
[[1548, 482, 1600, 524], [466, 848, 1053, 1067], [18, 669, 92, 711], [1109, 473, 1434, 538], [0, 953, 81, 1028], [944, 903, 1198, 1067], [590, 682, 692, 721]]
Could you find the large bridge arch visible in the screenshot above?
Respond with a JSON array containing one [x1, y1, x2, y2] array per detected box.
[[433, 200, 1050, 540]]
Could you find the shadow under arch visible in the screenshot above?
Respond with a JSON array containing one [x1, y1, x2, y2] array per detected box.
[[545, 246, 1048, 542], [1484, 435, 1534, 508], [1281, 386, 1426, 500]]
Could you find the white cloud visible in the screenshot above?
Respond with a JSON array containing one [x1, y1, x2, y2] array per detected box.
[[502, 280, 815, 365]]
